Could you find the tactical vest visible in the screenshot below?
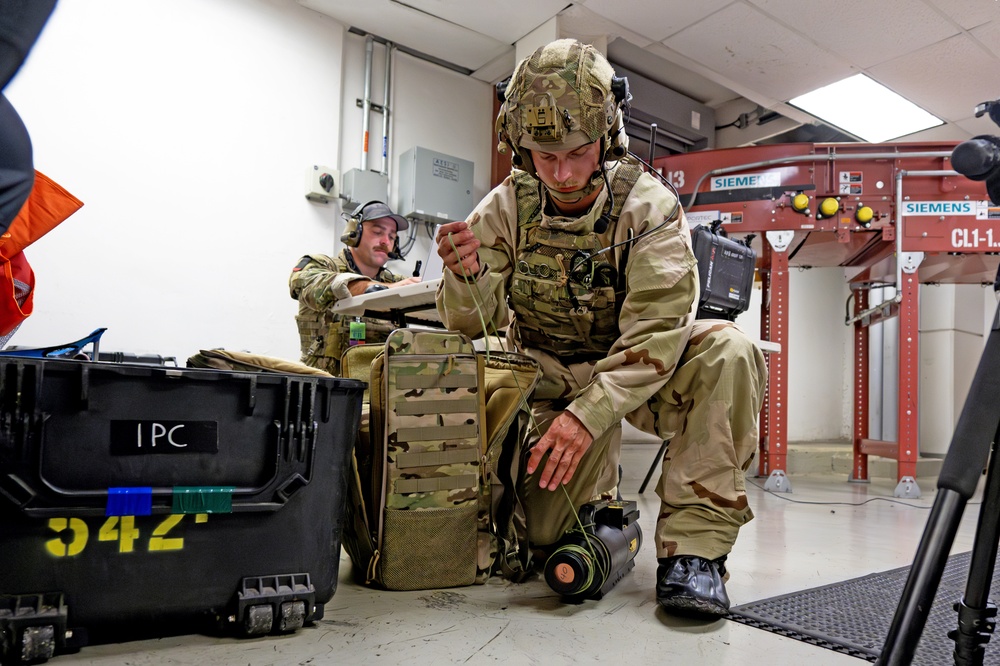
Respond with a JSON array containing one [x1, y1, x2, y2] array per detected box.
[[508, 159, 643, 360], [292, 250, 400, 376]]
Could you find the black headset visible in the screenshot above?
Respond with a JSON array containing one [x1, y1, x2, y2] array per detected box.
[[340, 200, 404, 260], [340, 200, 376, 248]]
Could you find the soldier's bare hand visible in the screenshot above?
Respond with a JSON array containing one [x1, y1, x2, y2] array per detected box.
[[390, 276, 422, 287], [436, 221, 480, 277], [527, 411, 593, 491]]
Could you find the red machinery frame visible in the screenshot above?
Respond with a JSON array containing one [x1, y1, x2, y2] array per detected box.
[[656, 142, 995, 487]]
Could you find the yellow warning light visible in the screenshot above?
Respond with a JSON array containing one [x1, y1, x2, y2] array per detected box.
[[817, 197, 840, 218], [856, 205, 874, 228], [791, 193, 810, 213]]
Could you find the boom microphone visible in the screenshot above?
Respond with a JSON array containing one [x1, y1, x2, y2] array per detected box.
[[594, 168, 614, 234], [594, 215, 610, 234]]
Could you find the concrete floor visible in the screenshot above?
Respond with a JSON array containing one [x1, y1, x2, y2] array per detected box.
[[42, 439, 984, 666]]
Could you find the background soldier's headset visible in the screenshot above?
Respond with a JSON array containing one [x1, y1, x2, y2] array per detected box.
[[340, 200, 404, 260]]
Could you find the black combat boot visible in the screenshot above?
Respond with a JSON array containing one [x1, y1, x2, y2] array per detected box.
[[656, 554, 730, 618]]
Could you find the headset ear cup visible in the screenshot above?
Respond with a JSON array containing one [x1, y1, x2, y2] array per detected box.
[[610, 75, 630, 106], [340, 218, 361, 247], [605, 111, 629, 161]]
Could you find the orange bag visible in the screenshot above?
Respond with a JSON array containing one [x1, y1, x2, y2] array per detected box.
[[0, 170, 83, 261], [0, 171, 83, 336]]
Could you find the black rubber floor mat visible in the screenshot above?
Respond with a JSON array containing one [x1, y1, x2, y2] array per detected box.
[[727, 550, 1000, 664]]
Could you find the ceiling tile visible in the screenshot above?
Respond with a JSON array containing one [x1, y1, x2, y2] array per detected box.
[[399, 0, 567, 45], [297, 0, 510, 71], [607, 38, 739, 106], [556, 4, 654, 48], [662, 3, 853, 102], [922, 0, 1000, 30], [869, 34, 1000, 122], [971, 20, 1000, 59], [580, 0, 733, 42], [747, 0, 961, 69], [955, 115, 998, 137]]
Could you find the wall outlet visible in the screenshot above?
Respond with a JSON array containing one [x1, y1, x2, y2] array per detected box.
[[306, 165, 338, 203]]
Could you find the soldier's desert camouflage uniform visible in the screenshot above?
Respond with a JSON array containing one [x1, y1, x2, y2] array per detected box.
[[289, 248, 404, 376], [435, 161, 768, 561]]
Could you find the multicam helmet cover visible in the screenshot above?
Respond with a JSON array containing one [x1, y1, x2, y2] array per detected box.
[[496, 39, 629, 179]]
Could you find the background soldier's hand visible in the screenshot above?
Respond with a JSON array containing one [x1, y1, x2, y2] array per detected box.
[[348, 276, 420, 296], [527, 411, 594, 491], [389, 276, 422, 287], [436, 221, 481, 278]]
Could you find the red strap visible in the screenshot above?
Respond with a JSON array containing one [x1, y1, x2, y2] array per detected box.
[[0, 250, 34, 336]]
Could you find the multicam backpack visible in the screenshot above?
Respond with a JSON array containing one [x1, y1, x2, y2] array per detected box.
[[341, 329, 541, 590]]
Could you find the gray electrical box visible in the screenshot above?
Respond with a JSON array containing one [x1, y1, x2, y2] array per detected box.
[[341, 169, 389, 207], [397, 147, 474, 224]]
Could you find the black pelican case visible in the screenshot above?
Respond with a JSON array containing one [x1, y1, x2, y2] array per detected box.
[[690, 221, 756, 321], [0, 357, 364, 663]]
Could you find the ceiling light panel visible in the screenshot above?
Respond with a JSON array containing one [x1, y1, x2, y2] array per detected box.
[[789, 74, 942, 142]]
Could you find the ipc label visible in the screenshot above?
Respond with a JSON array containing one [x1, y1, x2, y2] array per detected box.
[[110, 420, 218, 455]]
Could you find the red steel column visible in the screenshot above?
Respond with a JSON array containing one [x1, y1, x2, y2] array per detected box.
[[758, 233, 790, 477], [897, 270, 920, 480], [758, 252, 772, 477], [852, 289, 870, 482]]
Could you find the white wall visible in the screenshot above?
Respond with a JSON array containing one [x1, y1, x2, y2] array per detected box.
[[4, 0, 492, 363], [737, 267, 854, 442], [918, 283, 994, 456]]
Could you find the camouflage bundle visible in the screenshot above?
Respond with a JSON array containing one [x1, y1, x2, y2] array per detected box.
[[187, 348, 333, 376], [341, 329, 541, 590]]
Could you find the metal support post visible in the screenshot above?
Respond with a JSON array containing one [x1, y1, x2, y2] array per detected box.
[[851, 288, 871, 483], [760, 231, 792, 491], [896, 254, 923, 498]]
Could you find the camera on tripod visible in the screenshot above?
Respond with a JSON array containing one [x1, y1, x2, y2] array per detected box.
[[543, 499, 642, 602], [951, 99, 1000, 206]]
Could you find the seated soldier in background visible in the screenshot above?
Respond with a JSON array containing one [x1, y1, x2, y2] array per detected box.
[[289, 200, 420, 375]]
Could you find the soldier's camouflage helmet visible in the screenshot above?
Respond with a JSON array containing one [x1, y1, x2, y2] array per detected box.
[[496, 39, 631, 178]]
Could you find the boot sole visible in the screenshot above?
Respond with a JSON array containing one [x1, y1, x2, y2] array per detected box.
[[657, 594, 729, 618]]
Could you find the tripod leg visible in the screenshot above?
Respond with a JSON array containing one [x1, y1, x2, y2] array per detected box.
[[877, 299, 1000, 665], [950, 440, 1000, 666], [638, 440, 669, 494]]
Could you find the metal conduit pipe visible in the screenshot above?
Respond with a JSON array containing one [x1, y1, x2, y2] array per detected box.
[[844, 169, 959, 325], [360, 35, 374, 172], [380, 42, 393, 177]]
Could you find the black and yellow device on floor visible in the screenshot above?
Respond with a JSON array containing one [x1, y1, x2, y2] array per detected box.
[[543, 499, 642, 602]]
